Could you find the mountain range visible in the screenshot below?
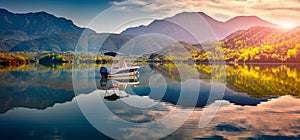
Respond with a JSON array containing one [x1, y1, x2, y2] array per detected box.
[[0, 8, 137, 52], [0, 8, 293, 54], [122, 12, 279, 43], [0, 8, 91, 51], [0, 8, 182, 54], [222, 26, 300, 49], [0, 8, 94, 36]]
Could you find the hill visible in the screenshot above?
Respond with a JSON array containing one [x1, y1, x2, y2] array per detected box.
[[122, 12, 279, 43], [9, 33, 135, 52], [0, 8, 95, 52], [148, 41, 202, 61], [0, 8, 94, 36], [192, 26, 300, 62]]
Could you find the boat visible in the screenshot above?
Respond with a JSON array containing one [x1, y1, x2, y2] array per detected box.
[[100, 59, 140, 78], [97, 76, 139, 101]]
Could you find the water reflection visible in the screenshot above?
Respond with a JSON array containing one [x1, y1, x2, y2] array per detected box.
[[195, 64, 300, 97], [151, 63, 300, 98], [0, 63, 300, 139], [0, 67, 96, 114], [1, 63, 293, 114], [96, 76, 139, 101], [0, 69, 74, 113], [77, 63, 300, 139], [164, 96, 300, 139], [149, 64, 268, 107]]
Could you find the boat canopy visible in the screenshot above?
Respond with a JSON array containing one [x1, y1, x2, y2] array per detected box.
[[104, 52, 117, 57]]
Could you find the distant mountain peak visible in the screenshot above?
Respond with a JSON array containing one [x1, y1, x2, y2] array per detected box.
[[173, 11, 209, 16], [122, 11, 278, 43], [0, 8, 11, 15], [226, 15, 265, 22], [0, 8, 9, 12], [224, 15, 279, 29], [0, 8, 96, 52], [197, 12, 214, 18], [0, 8, 95, 36], [35, 11, 52, 16], [167, 11, 219, 22]]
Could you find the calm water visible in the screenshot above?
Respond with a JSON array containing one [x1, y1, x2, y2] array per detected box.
[[0, 63, 300, 139]]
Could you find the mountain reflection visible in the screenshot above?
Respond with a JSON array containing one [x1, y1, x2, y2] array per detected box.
[[132, 66, 268, 107], [196, 64, 300, 98], [0, 69, 95, 114], [0, 70, 73, 113], [151, 63, 300, 97], [1, 63, 299, 114]]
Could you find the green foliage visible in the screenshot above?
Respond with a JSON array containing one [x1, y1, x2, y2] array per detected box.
[[189, 26, 300, 63]]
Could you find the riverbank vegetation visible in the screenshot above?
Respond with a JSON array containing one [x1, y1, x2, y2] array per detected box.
[[0, 52, 111, 70]]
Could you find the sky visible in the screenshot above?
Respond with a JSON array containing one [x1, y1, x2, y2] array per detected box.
[[1, 0, 300, 33]]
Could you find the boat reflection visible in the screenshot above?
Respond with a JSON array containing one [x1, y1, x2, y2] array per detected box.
[[96, 76, 140, 101]]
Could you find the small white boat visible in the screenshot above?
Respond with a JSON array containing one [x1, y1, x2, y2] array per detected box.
[[100, 60, 140, 78]]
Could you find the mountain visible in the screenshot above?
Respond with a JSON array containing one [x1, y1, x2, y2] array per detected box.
[[121, 12, 279, 43], [148, 41, 202, 60], [1, 9, 176, 54], [222, 26, 300, 50], [0, 8, 94, 36], [0, 8, 95, 52], [10, 33, 135, 52], [224, 16, 277, 30], [9, 32, 82, 52], [148, 25, 300, 63], [193, 26, 300, 62], [1, 9, 286, 56], [9, 32, 176, 54]]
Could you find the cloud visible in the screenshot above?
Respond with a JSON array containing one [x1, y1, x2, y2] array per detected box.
[[115, 96, 300, 139], [176, 0, 300, 25], [165, 96, 300, 139], [111, 0, 149, 6], [111, 0, 300, 26], [111, 0, 191, 17]]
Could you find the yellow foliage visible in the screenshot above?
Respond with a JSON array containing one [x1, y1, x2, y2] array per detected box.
[[287, 68, 298, 79], [235, 40, 243, 45], [287, 49, 297, 58], [296, 44, 300, 49], [262, 45, 273, 52]]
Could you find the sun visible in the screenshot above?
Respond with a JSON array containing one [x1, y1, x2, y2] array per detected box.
[[280, 23, 295, 29]]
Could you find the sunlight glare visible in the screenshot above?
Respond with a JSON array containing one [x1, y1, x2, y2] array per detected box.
[[280, 23, 295, 29]]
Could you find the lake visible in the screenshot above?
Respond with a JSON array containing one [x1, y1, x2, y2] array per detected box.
[[0, 63, 300, 139]]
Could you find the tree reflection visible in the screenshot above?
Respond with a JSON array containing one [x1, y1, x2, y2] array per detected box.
[[195, 64, 300, 97]]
